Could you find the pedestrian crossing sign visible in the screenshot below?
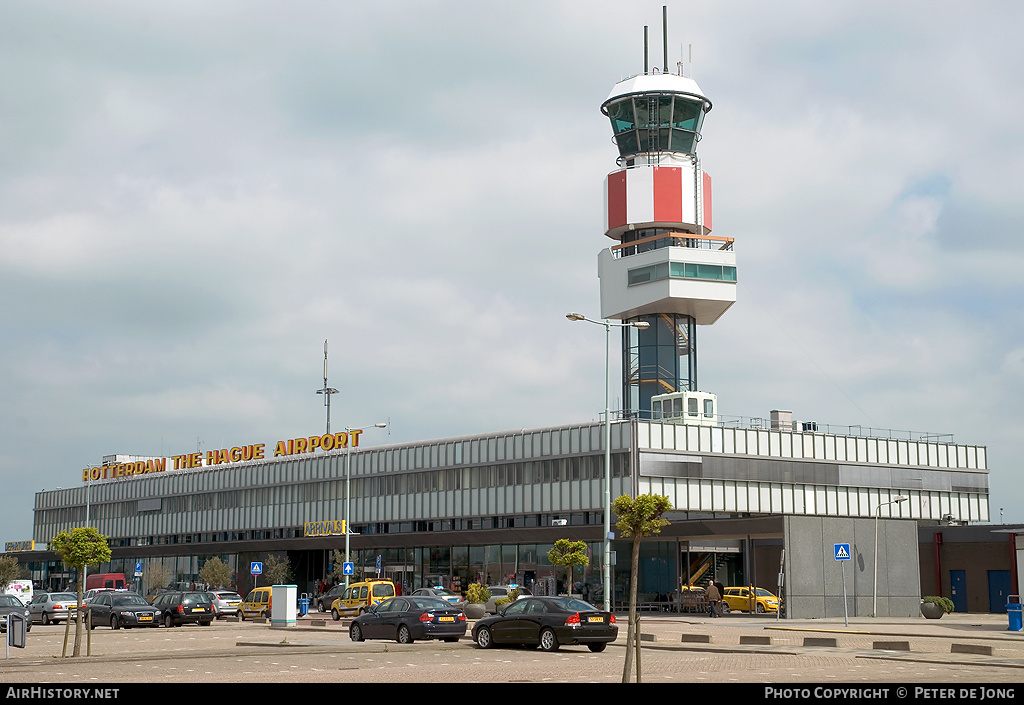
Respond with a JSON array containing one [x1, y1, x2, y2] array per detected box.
[[834, 543, 851, 561]]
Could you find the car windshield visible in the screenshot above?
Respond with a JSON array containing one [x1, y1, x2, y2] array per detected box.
[[548, 598, 599, 612], [0, 596, 23, 607], [50, 593, 76, 602], [182, 593, 211, 605], [431, 587, 458, 597], [372, 584, 394, 597], [113, 595, 149, 606], [410, 597, 452, 610], [756, 589, 775, 597], [217, 592, 241, 601]]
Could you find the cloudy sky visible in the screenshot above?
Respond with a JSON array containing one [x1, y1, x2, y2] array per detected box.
[[2, 1, 1022, 544]]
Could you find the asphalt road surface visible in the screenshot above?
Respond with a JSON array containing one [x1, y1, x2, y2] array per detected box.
[[2, 614, 1022, 686]]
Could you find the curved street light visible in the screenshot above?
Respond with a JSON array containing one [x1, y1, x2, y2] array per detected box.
[[873, 495, 909, 617], [344, 422, 389, 588], [566, 312, 649, 612]]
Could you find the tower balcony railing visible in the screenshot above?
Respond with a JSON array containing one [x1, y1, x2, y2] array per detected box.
[[611, 231, 733, 258], [604, 409, 954, 443]]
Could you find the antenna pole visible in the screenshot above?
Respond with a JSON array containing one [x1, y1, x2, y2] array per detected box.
[[644, 25, 649, 74], [662, 5, 669, 73]]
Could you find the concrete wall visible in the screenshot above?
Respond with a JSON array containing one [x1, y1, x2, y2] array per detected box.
[[783, 516, 920, 619]]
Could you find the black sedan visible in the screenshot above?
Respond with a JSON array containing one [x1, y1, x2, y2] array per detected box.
[[87, 592, 159, 629], [349, 596, 467, 644], [0, 595, 31, 632], [471, 597, 617, 652]]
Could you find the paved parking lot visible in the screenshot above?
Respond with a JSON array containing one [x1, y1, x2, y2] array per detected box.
[[2, 612, 1022, 684]]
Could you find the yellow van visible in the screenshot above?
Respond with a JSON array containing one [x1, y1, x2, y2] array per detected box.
[[238, 586, 273, 620], [330, 579, 395, 620]]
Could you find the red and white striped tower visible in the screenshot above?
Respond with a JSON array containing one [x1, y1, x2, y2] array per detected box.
[[597, 71, 736, 417]]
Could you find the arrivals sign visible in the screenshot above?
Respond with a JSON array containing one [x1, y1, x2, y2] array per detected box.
[[4, 541, 34, 553], [81, 429, 366, 483]]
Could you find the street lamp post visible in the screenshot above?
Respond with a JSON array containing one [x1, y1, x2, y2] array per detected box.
[[566, 312, 649, 613], [872, 495, 909, 617], [344, 422, 388, 588]]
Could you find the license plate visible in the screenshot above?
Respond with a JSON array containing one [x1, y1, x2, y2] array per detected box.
[[588, 616, 604, 623], [139, 616, 152, 621], [192, 607, 205, 612], [438, 616, 455, 621]]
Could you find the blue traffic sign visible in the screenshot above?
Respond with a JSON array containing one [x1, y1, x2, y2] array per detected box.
[[251, 561, 263, 575], [834, 543, 851, 561], [342, 562, 354, 575]]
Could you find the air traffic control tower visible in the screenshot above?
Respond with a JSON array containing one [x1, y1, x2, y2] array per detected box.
[[598, 67, 735, 418]]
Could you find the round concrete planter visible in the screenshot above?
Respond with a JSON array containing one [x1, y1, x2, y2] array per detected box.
[[920, 601, 945, 619], [463, 603, 486, 620]]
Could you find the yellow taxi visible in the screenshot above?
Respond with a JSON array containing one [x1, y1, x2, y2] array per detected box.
[[722, 586, 779, 613], [330, 579, 396, 620]]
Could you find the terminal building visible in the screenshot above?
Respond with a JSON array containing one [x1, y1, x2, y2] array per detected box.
[[12, 34, 995, 618]]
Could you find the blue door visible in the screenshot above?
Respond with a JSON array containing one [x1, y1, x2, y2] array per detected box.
[[988, 570, 1012, 614], [950, 570, 967, 613]]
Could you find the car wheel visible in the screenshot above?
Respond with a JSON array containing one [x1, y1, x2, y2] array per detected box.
[[539, 628, 559, 652], [331, 608, 340, 621], [239, 610, 246, 621], [111, 615, 120, 630], [164, 615, 174, 628], [475, 627, 493, 649], [350, 623, 363, 642], [756, 603, 765, 614], [588, 642, 607, 653], [397, 625, 413, 644], [43, 611, 51, 626]]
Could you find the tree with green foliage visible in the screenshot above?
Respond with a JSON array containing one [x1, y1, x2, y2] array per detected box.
[[263, 553, 294, 585], [547, 539, 589, 598], [199, 556, 232, 589], [0, 555, 22, 590], [612, 493, 671, 684], [50, 527, 112, 657]]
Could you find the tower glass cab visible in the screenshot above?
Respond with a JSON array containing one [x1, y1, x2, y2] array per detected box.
[[597, 72, 735, 419]]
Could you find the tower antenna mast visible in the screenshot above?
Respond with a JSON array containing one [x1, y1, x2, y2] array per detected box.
[[316, 339, 339, 435]]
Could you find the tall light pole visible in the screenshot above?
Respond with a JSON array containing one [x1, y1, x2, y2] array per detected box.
[[316, 340, 339, 435], [566, 312, 649, 612], [344, 422, 388, 588], [873, 495, 909, 617]]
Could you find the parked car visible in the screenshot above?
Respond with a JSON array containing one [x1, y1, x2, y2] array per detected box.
[[239, 586, 272, 620], [207, 590, 242, 619], [349, 596, 467, 644], [82, 588, 120, 604], [484, 585, 532, 615], [87, 592, 159, 629], [27, 592, 79, 625], [410, 586, 466, 611], [150, 591, 214, 627], [472, 596, 617, 652], [0, 594, 32, 632], [316, 584, 348, 613], [330, 579, 396, 620], [722, 586, 779, 613]]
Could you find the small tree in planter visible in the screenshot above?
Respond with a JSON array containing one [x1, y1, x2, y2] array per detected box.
[[464, 583, 489, 619], [547, 539, 589, 598], [921, 596, 954, 619]]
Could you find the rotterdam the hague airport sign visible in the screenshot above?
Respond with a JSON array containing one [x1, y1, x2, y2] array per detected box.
[[81, 429, 366, 482]]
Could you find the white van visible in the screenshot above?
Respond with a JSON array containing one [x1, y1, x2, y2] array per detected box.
[[4, 580, 33, 604]]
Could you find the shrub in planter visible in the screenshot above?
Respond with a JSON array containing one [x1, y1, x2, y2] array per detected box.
[[464, 583, 489, 619], [921, 596, 954, 618]]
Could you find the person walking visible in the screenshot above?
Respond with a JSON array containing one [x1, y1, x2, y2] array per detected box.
[[706, 581, 721, 618]]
